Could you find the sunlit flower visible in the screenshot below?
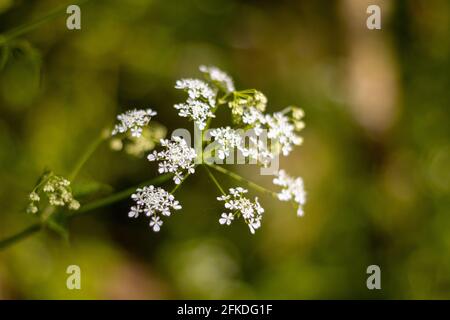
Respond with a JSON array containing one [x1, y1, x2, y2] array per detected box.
[[129, 185, 182, 232], [217, 187, 264, 234], [273, 170, 306, 216], [200, 65, 235, 93], [147, 136, 197, 184], [111, 108, 157, 137]]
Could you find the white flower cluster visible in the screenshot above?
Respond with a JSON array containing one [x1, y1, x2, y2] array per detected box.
[[199, 65, 235, 93], [111, 109, 157, 137], [174, 79, 217, 130], [27, 174, 80, 214], [147, 136, 197, 184], [209, 127, 245, 160], [266, 112, 303, 156], [217, 187, 264, 234], [129, 185, 182, 232], [242, 108, 304, 162], [273, 170, 306, 217]]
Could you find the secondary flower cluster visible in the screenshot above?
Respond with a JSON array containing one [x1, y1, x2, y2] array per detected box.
[[174, 78, 217, 130], [217, 187, 264, 234], [200, 65, 235, 93], [111, 108, 157, 137], [27, 173, 80, 214], [129, 185, 182, 232], [273, 170, 307, 216], [147, 136, 197, 184]]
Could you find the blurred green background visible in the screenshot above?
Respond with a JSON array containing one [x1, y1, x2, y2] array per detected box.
[[0, 0, 449, 299]]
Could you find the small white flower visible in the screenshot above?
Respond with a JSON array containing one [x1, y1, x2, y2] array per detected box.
[[273, 170, 306, 216], [149, 216, 163, 232], [29, 191, 40, 202], [199, 65, 235, 93], [217, 187, 264, 234], [129, 185, 182, 232], [147, 136, 197, 184], [219, 213, 234, 225], [111, 108, 157, 137]]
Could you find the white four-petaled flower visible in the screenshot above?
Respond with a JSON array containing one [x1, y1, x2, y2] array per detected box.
[[219, 212, 234, 225]]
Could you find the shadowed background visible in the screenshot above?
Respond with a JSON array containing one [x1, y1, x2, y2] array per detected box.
[[0, 0, 449, 299]]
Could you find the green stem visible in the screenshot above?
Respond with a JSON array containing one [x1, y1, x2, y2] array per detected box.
[[69, 129, 108, 181], [170, 173, 190, 194], [207, 163, 278, 198], [0, 173, 173, 251], [203, 165, 226, 195], [0, 0, 91, 46], [0, 224, 41, 250]]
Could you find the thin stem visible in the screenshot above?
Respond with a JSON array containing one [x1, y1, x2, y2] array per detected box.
[[75, 173, 173, 216], [170, 173, 190, 194], [203, 165, 226, 195], [0, 0, 91, 46], [69, 129, 108, 181], [0, 224, 41, 250], [207, 163, 278, 198]]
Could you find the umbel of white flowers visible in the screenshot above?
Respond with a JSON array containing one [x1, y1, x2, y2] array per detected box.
[[111, 108, 157, 137], [147, 136, 197, 184], [111, 65, 307, 233], [27, 173, 80, 215], [217, 187, 264, 234], [128, 185, 182, 232]]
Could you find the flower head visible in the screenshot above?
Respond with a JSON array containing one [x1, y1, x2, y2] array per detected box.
[[174, 79, 217, 130], [217, 187, 264, 234], [273, 170, 306, 216], [199, 65, 235, 93], [27, 173, 80, 214], [265, 112, 303, 156], [147, 136, 197, 184], [129, 185, 182, 232], [175, 78, 217, 106], [112, 108, 157, 137]]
